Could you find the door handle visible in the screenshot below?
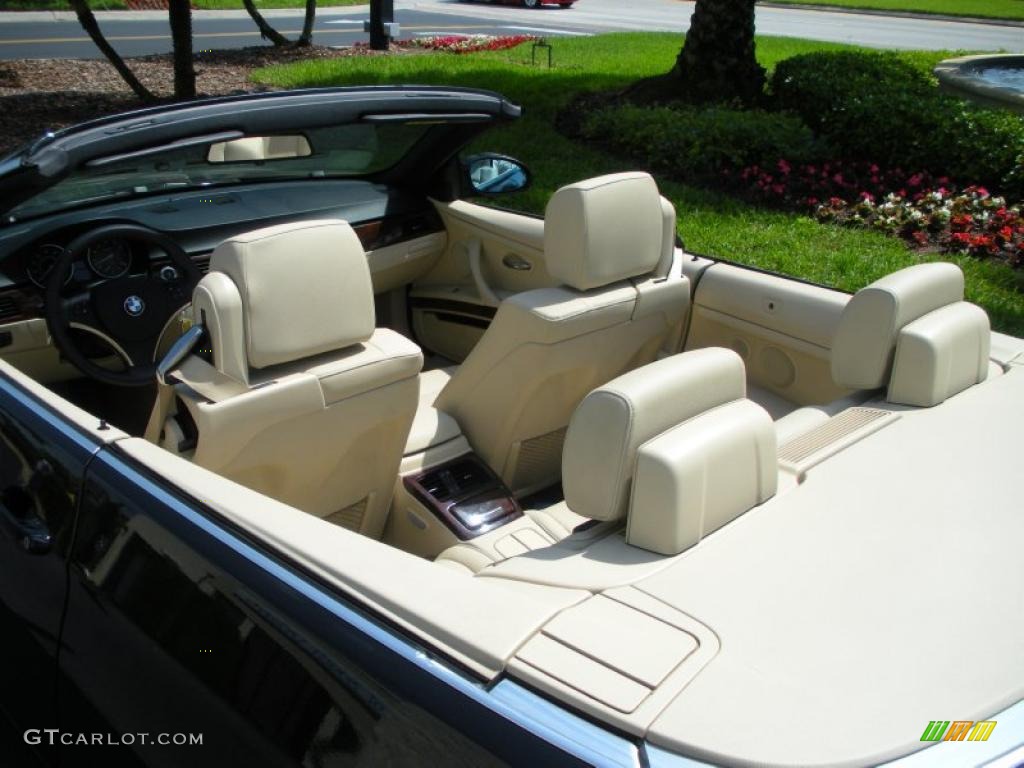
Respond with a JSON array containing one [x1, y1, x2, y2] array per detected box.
[[502, 254, 532, 271], [0, 497, 53, 555]]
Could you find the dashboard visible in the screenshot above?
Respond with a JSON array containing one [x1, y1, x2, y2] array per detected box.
[[0, 179, 446, 326]]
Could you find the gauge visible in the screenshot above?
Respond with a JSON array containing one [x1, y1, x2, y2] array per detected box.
[[26, 244, 73, 288], [86, 238, 132, 279]]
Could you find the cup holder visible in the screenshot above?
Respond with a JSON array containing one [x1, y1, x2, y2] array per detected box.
[[404, 454, 521, 540]]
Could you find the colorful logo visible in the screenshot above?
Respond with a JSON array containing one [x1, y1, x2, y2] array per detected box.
[[921, 721, 997, 742]]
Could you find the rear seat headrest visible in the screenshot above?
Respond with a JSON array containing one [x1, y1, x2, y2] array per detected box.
[[888, 301, 990, 407], [562, 348, 747, 523], [831, 262, 991, 406], [831, 262, 964, 390], [628, 398, 776, 556]]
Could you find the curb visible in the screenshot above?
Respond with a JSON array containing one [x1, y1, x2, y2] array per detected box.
[[757, 2, 1024, 29], [0, 4, 368, 21]]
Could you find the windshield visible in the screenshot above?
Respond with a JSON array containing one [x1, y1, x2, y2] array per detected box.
[[9, 123, 430, 220]]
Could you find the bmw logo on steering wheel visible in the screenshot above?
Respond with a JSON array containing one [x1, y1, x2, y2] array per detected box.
[[123, 295, 146, 318]]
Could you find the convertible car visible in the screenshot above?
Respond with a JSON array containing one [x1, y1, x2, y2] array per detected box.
[[0, 87, 1021, 767]]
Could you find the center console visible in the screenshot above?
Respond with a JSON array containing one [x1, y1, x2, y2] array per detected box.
[[383, 401, 526, 559], [403, 455, 521, 540]]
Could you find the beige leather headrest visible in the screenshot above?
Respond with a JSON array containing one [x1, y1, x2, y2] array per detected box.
[[888, 301, 990, 407], [562, 348, 746, 522], [628, 398, 776, 556], [831, 262, 964, 390], [544, 172, 664, 291], [197, 219, 374, 375]]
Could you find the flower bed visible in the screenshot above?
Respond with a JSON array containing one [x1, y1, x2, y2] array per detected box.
[[817, 187, 1023, 266], [731, 159, 1024, 266], [405, 34, 536, 53], [356, 35, 536, 55]]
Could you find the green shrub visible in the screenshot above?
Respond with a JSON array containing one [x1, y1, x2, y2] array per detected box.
[[579, 104, 826, 183], [770, 50, 1024, 200]]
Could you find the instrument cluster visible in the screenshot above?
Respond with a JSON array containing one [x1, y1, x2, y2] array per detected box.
[[25, 237, 135, 288]]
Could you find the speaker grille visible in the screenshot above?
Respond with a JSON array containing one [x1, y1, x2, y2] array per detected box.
[[780, 407, 896, 468], [511, 427, 567, 491]]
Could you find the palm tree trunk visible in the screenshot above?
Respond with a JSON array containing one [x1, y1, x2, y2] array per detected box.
[[674, 0, 765, 105], [297, 0, 316, 46], [241, 0, 291, 47], [168, 0, 196, 98], [68, 0, 155, 102]]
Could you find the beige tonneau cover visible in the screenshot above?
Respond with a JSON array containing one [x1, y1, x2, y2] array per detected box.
[[568, 362, 1024, 765]]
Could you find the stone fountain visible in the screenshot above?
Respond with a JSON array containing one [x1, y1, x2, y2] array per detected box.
[[934, 54, 1024, 114]]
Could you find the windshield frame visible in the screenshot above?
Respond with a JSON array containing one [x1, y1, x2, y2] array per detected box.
[[6, 121, 440, 222], [0, 86, 522, 224]]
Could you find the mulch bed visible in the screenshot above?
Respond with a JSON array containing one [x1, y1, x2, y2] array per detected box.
[[0, 45, 382, 155]]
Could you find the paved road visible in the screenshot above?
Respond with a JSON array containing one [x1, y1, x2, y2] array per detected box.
[[0, 0, 1021, 60]]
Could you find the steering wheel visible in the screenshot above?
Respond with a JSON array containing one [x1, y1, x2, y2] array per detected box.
[[44, 223, 203, 387]]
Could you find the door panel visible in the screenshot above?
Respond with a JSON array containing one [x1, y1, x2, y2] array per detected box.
[[0, 371, 101, 765], [411, 201, 556, 362], [58, 447, 511, 767], [686, 264, 852, 408]]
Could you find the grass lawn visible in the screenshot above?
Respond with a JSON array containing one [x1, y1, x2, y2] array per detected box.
[[765, 0, 1024, 22], [254, 33, 1024, 335]]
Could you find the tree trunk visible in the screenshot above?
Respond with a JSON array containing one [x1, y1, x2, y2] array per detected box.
[[674, 0, 765, 105], [297, 0, 316, 46], [68, 0, 155, 102], [241, 0, 291, 47], [168, 0, 196, 98]]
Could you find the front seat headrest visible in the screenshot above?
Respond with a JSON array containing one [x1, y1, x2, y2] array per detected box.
[[544, 172, 665, 292], [194, 219, 374, 379]]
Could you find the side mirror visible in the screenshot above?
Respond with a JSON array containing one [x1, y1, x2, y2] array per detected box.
[[463, 153, 532, 196]]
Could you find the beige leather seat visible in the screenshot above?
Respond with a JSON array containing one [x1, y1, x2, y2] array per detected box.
[[431, 172, 690, 494], [151, 219, 422, 539], [776, 262, 991, 444], [436, 348, 777, 573]]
